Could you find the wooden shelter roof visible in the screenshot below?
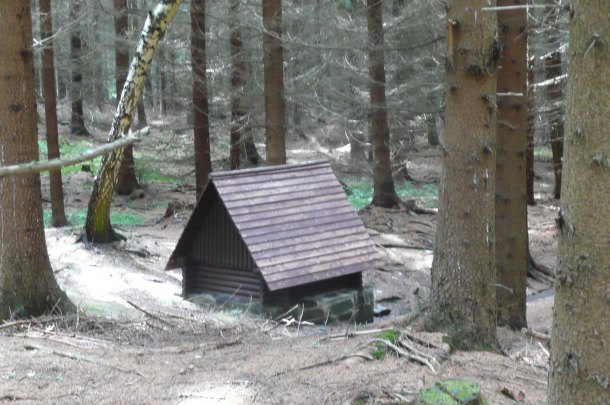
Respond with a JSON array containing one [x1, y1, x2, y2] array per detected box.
[[166, 160, 383, 291]]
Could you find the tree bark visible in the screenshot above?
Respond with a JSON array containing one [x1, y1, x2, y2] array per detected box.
[[191, 0, 212, 195], [0, 2, 72, 319], [40, 0, 68, 227], [69, 0, 90, 136], [115, 2, 138, 189], [367, 0, 401, 208], [262, 0, 287, 165], [84, 0, 183, 243], [229, 0, 244, 170], [495, 0, 528, 329], [115, 0, 140, 196], [427, 0, 498, 349], [544, 0, 564, 199], [526, 56, 536, 205], [548, 1, 610, 403]]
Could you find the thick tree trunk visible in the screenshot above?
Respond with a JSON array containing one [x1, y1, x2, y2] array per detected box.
[[548, 1, 610, 403], [69, 0, 90, 136], [262, 0, 287, 165], [229, 0, 244, 170], [367, 0, 400, 208], [495, 0, 528, 329], [0, 2, 72, 318], [191, 0, 212, 195], [526, 56, 536, 205], [427, 0, 498, 349], [115, 0, 140, 196], [544, 0, 564, 199], [40, 0, 68, 227], [84, 0, 183, 243]]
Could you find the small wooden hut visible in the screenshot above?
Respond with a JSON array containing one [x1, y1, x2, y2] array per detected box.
[[166, 161, 382, 319]]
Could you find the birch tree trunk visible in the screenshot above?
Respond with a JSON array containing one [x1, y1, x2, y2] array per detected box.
[[84, 0, 183, 243], [368, 0, 400, 207], [427, 0, 498, 349], [191, 0, 212, 194], [40, 0, 68, 227], [495, 0, 528, 329], [262, 0, 287, 165], [0, 2, 72, 318], [548, 1, 610, 402], [115, 0, 140, 196]]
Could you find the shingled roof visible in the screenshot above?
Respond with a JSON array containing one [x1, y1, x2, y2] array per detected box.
[[166, 160, 383, 291]]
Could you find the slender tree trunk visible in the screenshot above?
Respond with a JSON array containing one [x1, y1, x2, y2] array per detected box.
[[69, 0, 90, 136], [262, 0, 287, 165], [367, 0, 400, 207], [427, 0, 498, 349], [229, 0, 244, 170], [426, 114, 440, 146], [115, 0, 140, 195], [40, 0, 68, 227], [0, 2, 72, 318], [544, 0, 564, 199], [548, 1, 610, 403], [495, 0, 528, 329], [84, 0, 183, 243], [191, 0, 212, 195], [526, 56, 536, 205]]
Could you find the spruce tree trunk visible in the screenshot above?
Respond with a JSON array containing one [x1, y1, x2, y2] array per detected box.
[[526, 56, 536, 205], [367, 0, 400, 208], [69, 0, 90, 136], [495, 0, 528, 329], [548, 1, 610, 403], [0, 2, 72, 318], [40, 0, 68, 227], [428, 0, 498, 349], [262, 0, 287, 165], [191, 0, 212, 195], [115, 0, 140, 196], [544, 0, 564, 199], [84, 0, 183, 243], [229, 0, 244, 170]]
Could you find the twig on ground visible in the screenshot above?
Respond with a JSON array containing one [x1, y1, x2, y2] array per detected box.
[[23, 343, 145, 378], [127, 300, 176, 328], [272, 353, 374, 378]]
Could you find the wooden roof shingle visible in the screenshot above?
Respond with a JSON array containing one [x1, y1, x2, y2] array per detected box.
[[166, 160, 383, 291]]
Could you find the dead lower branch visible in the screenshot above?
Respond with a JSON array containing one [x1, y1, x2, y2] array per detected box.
[[0, 127, 148, 178]]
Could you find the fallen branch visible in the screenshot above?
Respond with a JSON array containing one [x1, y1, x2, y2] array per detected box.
[[0, 127, 148, 178], [126, 300, 176, 328], [319, 328, 397, 341], [522, 328, 551, 342], [23, 343, 145, 378], [373, 338, 437, 373]]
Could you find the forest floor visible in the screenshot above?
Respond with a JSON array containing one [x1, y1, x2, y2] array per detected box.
[[1, 118, 559, 404]]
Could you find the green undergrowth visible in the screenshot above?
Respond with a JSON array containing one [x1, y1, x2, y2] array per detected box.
[[534, 146, 553, 159], [43, 209, 145, 228], [343, 179, 438, 212], [372, 329, 400, 360]]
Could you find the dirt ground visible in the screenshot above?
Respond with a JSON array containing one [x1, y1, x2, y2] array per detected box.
[[1, 122, 558, 404]]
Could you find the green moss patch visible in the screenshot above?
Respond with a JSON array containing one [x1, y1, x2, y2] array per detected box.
[[372, 329, 400, 360], [343, 179, 438, 212], [44, 209, 145, 228], [418, 380, 489, 405]]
